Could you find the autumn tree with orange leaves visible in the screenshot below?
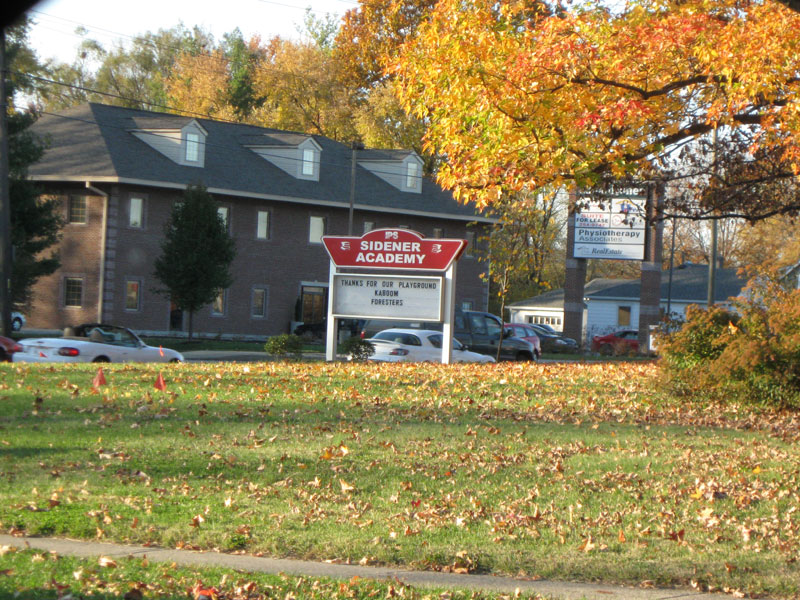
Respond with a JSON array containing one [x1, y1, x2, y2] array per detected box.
[[391, 0, 800, 221]]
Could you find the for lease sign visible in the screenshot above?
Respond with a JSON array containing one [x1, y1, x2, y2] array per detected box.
[[323, 228, 466, 271], [331, 274, 443, 320], [573, 197, 647, 260]]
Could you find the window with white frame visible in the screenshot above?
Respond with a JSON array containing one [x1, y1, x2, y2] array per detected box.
[[252, 287, 268, 318], [363, 221, 375, 234], [406, 161, 419, 188], [465, 231, 475, 256], [64, 277, 83, 307], [302, 148, 315, 176], [309, 216, 326, 243], [125, 279, 141, 311], [256, 210, 270, 240], [185, 132, 200, 162], [217, 206, 229, 229], [129, 197, 144, 228], [68, 196, 87, 224], [433, 227, 444, 238], [212, 290, 226, 315]]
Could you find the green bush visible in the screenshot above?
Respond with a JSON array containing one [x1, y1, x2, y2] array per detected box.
[[340, 336, 375, 361], [264, 334, 304, 359], [659, 276, 800, 408]]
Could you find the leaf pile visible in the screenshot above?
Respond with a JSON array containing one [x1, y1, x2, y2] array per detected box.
[[0, 361, 798, 598]]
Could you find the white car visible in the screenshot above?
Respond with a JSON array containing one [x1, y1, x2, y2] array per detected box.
[[13, 323, 184, 363], [366, 328, 495, 363]]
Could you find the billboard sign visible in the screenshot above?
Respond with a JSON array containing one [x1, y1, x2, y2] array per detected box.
[[573, 196, 647, 260]]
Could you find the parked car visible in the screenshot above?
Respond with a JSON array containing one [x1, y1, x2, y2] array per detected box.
[[528, 323, 580, 353], [13, 323, 184, 363], [0, 336, 22, 362], [360, 310, 537, 361], [503, 323, 542, 358], [11, 311, 25, 331], [591, 329, 640, 355], [366, 329, 495, 363]]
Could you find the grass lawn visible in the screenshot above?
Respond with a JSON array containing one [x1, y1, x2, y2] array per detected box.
[[1, 361, 798, 598], [0, 547, 537, 600]]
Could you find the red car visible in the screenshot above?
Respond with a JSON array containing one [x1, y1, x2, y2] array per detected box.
[[0, 336, 22, 362], [591, 330, 639, 355], [503, 323, 542, 358]]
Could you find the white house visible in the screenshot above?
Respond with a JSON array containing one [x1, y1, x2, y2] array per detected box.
[[508, 263, 746, 343]]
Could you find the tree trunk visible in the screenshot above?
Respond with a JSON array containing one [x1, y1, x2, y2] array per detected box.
[[188, 310, 194, 340]]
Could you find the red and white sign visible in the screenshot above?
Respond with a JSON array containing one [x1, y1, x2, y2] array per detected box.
[[322, 228, 466, 271]]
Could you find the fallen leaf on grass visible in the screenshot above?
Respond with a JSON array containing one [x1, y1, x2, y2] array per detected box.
[[98, 556, 117, 568]]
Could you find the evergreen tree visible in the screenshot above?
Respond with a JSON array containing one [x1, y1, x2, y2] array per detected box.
[[7, 19, 63, 310], [153, 184, 236, 339]]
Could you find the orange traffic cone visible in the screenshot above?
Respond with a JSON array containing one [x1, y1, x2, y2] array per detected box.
[[92, 367, 107, 388], [154, 372, 167, 392]]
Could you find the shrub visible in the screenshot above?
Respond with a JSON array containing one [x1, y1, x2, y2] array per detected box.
[[264, 334, 304, 360], [340, 336, 375, 361], [659, 275, 800, 408]]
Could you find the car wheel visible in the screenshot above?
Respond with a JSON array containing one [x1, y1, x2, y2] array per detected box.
[[169, 358, 181, 363], [12, 318, 22, 331], [92, 356, 110, 363], [515, 352, 533, 362], [599, 344, 613, 356]]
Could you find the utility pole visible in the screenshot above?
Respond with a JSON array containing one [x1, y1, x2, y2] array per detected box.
[[707, 127, 718, 307], [0, 27, 11, 336], [347, 142, 363, 236]]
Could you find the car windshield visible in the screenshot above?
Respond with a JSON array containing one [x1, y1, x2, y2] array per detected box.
[[372, 331, 421, 346], [85, 326, 141, 347], [427, 334, 464, 350]]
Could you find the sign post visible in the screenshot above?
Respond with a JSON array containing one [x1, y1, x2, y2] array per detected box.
[[322, 228, 466, 363]]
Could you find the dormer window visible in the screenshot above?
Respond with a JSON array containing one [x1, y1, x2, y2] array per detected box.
[[357, 149, 423, 193], [129, 117, 207, 167], [186, 132, 200, 162], [302, 148, 315, 176], [243, 134, 321, 181]]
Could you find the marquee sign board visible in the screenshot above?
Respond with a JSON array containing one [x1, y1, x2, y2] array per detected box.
[[573, 195, 647, 260], [323, 228, 466, 364], [322, 228, 466, 271], [331, 274, 443, 321]]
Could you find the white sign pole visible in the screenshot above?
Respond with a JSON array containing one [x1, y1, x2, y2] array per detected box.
[[325, 261, 337, 362], [442, 263, 457, 364]]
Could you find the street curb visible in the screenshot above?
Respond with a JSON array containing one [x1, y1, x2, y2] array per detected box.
[[0, 535, 737, 600]]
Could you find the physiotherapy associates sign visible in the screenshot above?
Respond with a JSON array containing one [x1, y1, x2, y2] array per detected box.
[[573, 195, 647, 260], [322, 228, 466, 271]]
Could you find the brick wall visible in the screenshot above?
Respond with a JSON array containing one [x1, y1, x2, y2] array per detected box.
[[28, 183, 489, 337]]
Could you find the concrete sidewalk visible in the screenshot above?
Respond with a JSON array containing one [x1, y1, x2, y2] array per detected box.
[[0, 534, 734, 600]]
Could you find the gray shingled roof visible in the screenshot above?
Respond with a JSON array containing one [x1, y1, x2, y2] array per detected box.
[[509, 264, 746, 308], [29, 103, 487, 222]]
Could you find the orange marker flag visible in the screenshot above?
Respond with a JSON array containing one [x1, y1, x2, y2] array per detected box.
[[154, 372, 167, 392], [93, 367, 107, 388], [159, 345, 165, 357]]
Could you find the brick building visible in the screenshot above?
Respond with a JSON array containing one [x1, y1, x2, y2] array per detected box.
[[24, 103, 492, 338]]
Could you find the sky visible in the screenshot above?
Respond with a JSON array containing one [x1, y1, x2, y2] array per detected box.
[[24, 0, 357, 65]]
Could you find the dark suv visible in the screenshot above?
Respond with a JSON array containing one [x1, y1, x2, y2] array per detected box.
[[360, 310, 537, 361]]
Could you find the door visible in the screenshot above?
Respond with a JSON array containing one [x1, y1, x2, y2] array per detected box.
[[169, 301, 184, 331], [300, 286, 327, 324]]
